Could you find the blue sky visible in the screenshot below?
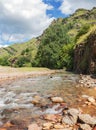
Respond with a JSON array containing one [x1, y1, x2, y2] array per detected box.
[[44, 0, 67, 18], [0, 0, 96, 47]]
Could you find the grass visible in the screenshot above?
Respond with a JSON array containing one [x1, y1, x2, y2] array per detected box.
[[0, 65, 50, 73], [17, 67, 50, 72], [76, 25, 96, 44]]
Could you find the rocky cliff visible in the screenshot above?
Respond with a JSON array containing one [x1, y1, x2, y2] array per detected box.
[[74, 27, 96, 74]]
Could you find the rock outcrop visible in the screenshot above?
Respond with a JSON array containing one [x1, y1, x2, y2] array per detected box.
[[74, 27, 96, 74]]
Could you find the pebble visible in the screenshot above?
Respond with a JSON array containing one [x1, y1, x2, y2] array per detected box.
[[51, 97, 64, 103]]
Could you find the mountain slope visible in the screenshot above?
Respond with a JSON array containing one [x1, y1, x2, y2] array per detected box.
[[0, 7, 96, 73]]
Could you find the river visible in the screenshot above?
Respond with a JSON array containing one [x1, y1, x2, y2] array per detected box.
[[0, 70, 96, 129]]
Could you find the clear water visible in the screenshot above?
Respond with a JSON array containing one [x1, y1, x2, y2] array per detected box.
[[0, 71, 95, 125]]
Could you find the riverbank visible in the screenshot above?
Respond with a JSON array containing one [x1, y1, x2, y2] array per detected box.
[[0, 66, 56, 84]]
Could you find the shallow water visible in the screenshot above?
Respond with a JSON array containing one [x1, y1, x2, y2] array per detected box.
[[0, 70, 96, 126]]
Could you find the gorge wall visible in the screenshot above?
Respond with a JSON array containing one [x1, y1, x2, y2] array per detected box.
[[74, 29, 96, 74]]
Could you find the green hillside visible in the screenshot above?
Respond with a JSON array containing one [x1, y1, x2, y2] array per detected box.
[[0, 7, 96, 71], [0, 38, 39, 67]]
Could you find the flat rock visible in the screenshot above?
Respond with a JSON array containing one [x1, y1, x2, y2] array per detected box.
[[87, 97, 95, 104], [53, 123, 64, 129], [79, 124, 92, 130], [79, 114, 96, 125], [28, 123, 42, 130], [42, 122, 53, 129], [51, 97, 64, 103], [43, 114, 61, 122]]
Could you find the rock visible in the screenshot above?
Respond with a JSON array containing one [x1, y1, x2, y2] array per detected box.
[[53, 123, 64, 129], [93, 126, 96, 130], [3, 122, 13, 127], [79, 124, 92, 130], [87, 97, 95, 104], [79, 114, 96, 125], [28, 123, 41, 130], [43, 114, 61, 122], [62, 115, 76, 126], [67, 108, 80, 116], [62, 108, 79, 125], [51, 97, 64, 103], [31, 95, 41, 105], [51, 128, 72, 130], [0, 128, 7, 130], [42, 122, 53, 129]]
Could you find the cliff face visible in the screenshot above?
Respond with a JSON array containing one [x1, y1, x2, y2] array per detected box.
[[74, 29, 96, 74]]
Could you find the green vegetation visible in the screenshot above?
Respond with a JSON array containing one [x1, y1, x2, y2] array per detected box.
[[0, 7, 96, 72], [32, 23, 73, 69]]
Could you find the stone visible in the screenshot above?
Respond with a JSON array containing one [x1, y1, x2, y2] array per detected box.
[[87, 97, 95, 104], [43, 114, 61, 122], [53, 123, 64, 129], [0, 128, 7, 130], [93, 126, 96, 130], [28, 123, 41, 130], [62, 108, 79, 125], [79, 124, 92, 130], [79, 114, 96, 125], [51, 97, 64, 103], [42, 122, 53, 129], [31, 95, 41, 105]]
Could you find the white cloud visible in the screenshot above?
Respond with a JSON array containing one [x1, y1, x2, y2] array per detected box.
[[59, 0, 96, 15], [0, 0, 54, 45]]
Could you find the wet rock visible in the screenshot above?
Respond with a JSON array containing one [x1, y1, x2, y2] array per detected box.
[[87, 97, 96, 104], [79, 124, 92, 130], [93, 126, 96, 130], [31, 95, 41, 105], [3, 122, 13, 127], [51, 97, 64, 103], [28, 123, 42, 130], [42, 122, 53, 129], [79, 114, 96, 125], [62, 108, 79, 125], [43, 114, 61, 122], [0, 128, 7, 130], [53, 123, 65, 129]]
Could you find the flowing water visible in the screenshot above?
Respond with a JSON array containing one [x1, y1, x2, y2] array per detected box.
[[0, 70, 96, 127]]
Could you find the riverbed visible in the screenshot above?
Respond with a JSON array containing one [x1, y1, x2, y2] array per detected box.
[[0, 70, 96, 129]]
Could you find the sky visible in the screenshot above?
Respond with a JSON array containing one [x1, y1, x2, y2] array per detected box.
[[0, 0, 96, 47]]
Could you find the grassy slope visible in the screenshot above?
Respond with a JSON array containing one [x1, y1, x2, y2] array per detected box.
[[0, 7, 96, 68], [0, 38, 37, 57]]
